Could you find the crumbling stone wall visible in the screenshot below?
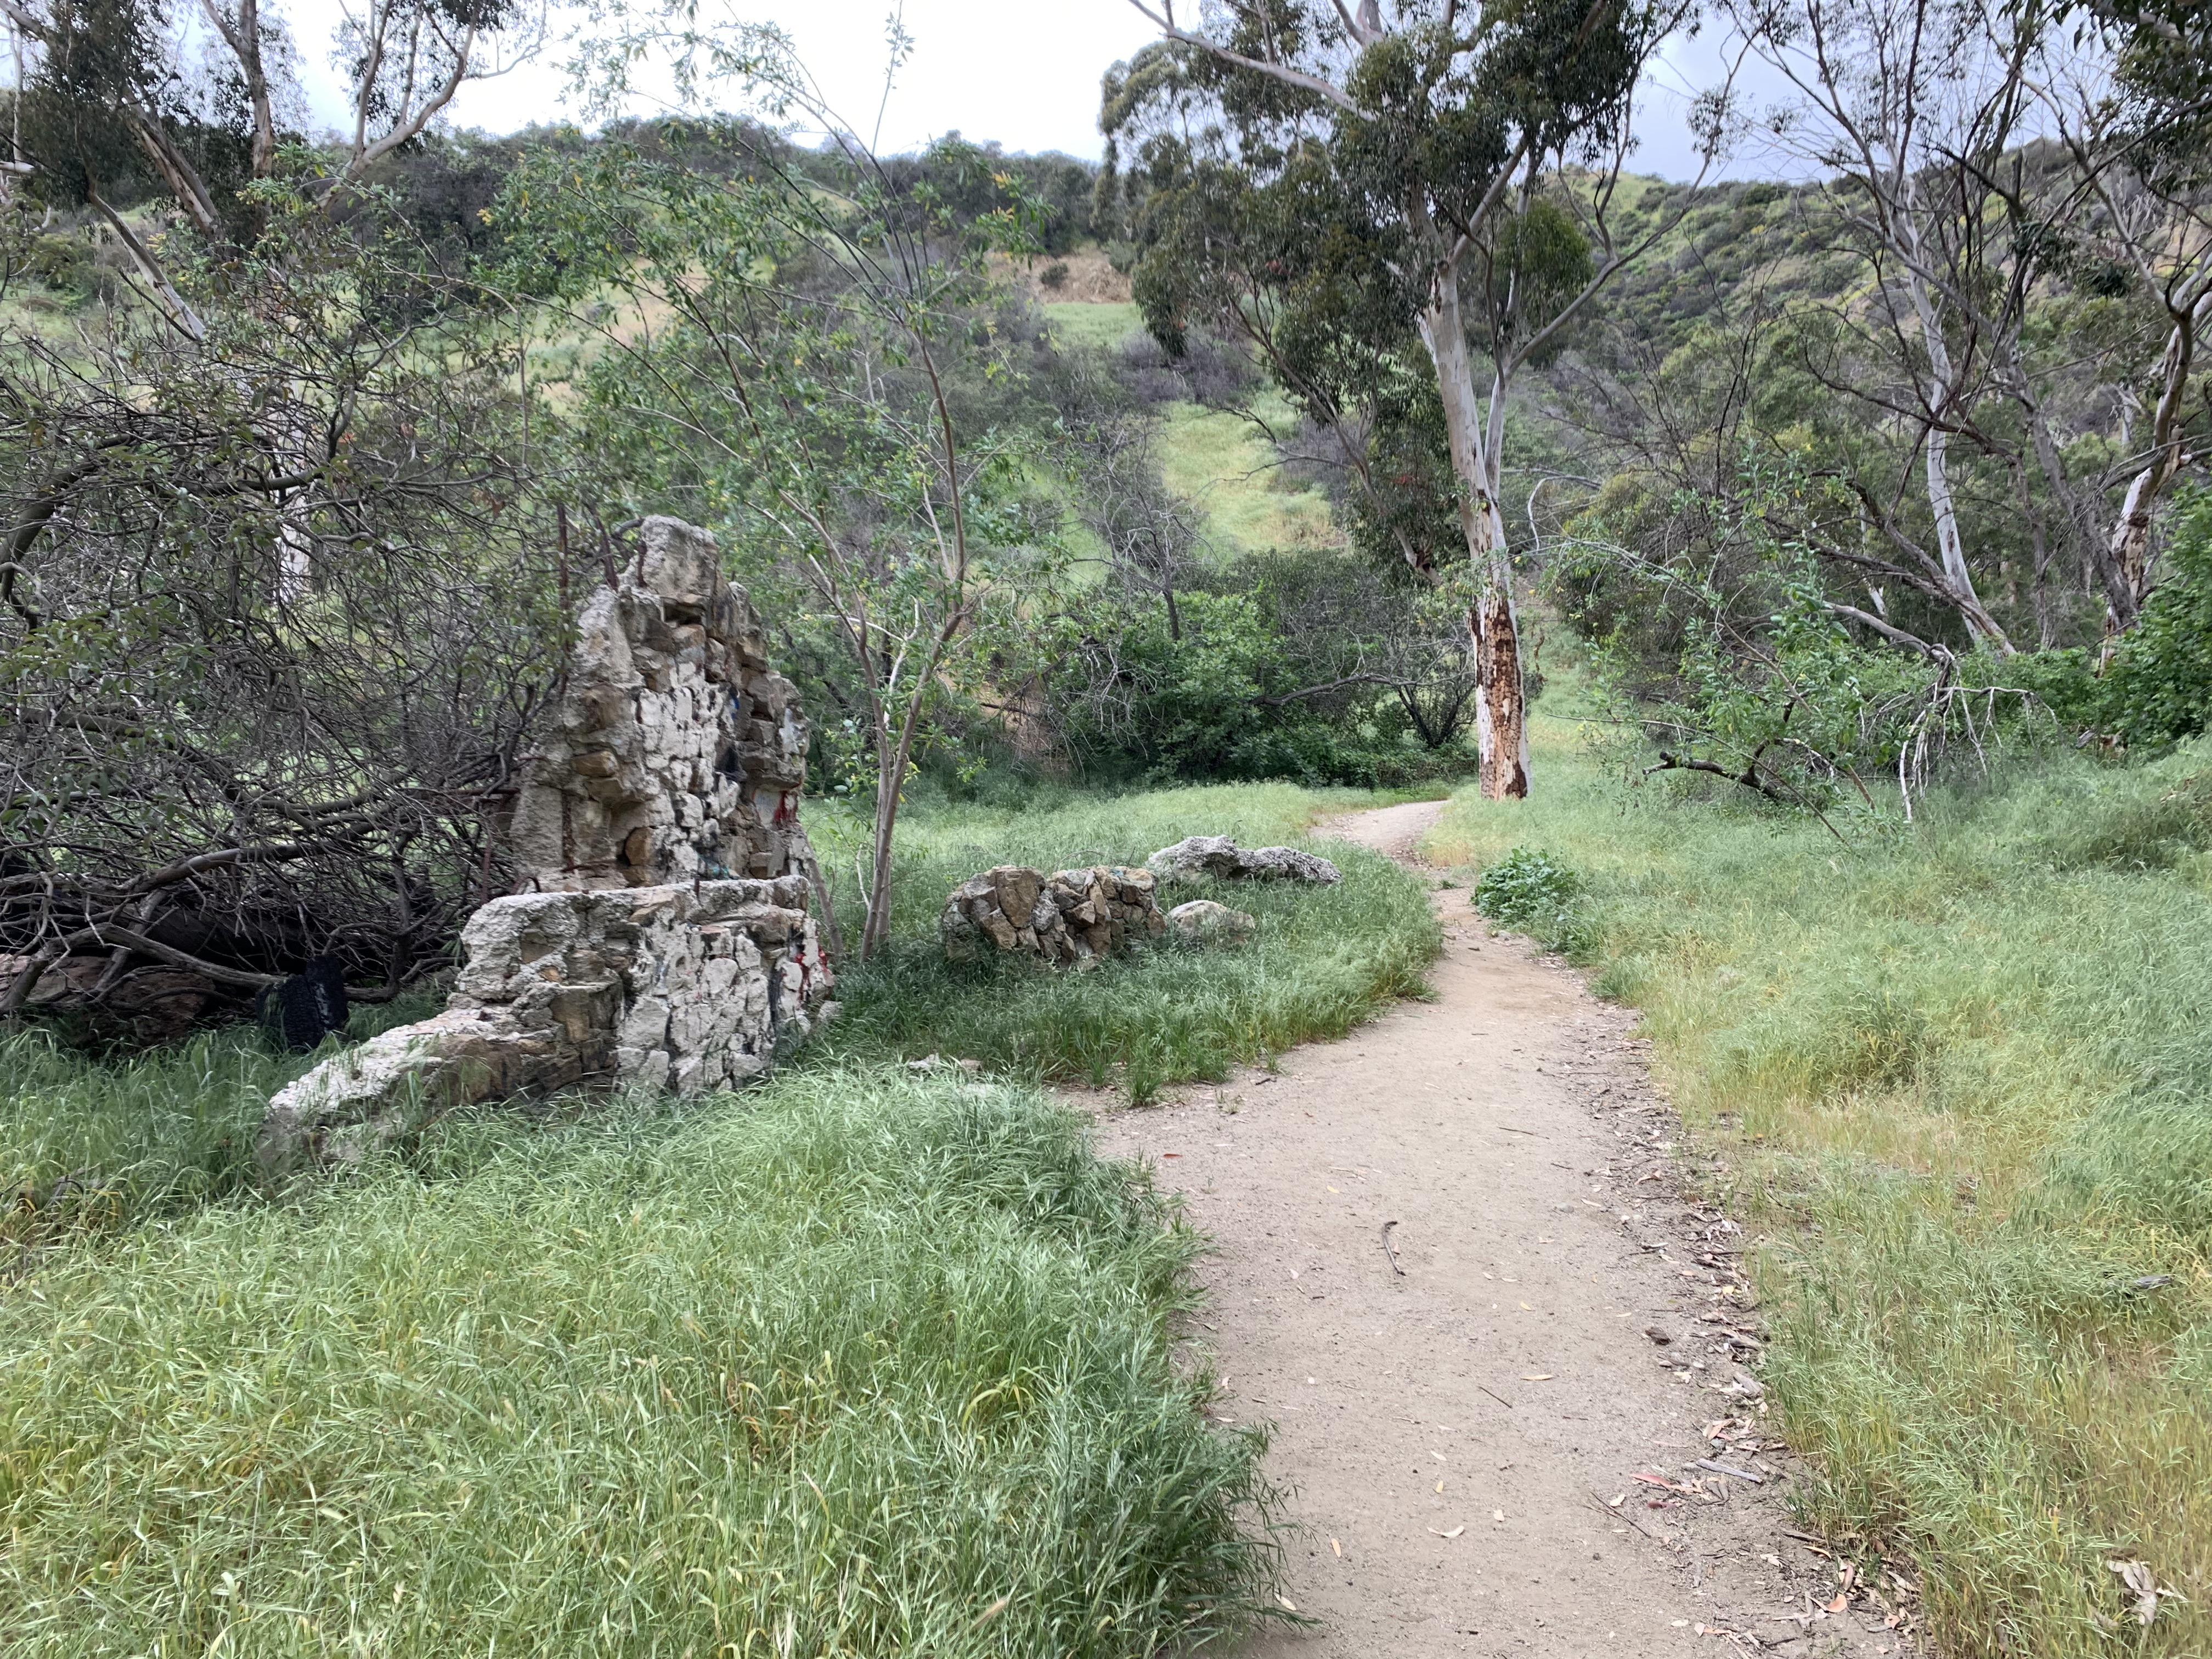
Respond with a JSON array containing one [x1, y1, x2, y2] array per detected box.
[[941, 865, 1164, 967], [507, 517, 815, 890], [1147, 834, 1340, 885], [258, 518, 830, 1171]]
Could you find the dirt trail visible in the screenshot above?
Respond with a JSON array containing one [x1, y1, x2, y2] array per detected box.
[[1091, 802, 1901, 1658]]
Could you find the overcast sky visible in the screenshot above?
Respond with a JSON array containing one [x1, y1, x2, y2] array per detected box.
[[281, 1, 1788, 182]]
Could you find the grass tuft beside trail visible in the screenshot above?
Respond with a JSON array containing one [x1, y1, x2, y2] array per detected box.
[[1430, 712, 2212, 1658], [0, 1068, 1283, 1657], [814, 783, 1443, 1100]]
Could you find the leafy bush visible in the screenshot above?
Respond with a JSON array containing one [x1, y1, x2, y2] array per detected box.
[[2007, 490, 2212, 749], [1037, 589, 1460, 787], [1474, 845, 1582, 933], [2097, 489, 2212, 744]]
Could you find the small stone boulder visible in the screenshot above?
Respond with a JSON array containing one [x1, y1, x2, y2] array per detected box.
[[941, 864, 1164, 967], [1148, 834, 1341, 886], [1167, 899, 1257, 945]]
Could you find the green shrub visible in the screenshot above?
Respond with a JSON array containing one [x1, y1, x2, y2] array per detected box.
[[2009, 489, 2212, 748], [1474, 845, 1582, 933], [2101, 489, 2212, 744], [26, 233, 92, 297]]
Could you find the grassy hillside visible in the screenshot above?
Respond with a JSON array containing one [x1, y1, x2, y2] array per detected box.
[[1156, 402, 1340, 559], [1430, 706, 2212, 1657]]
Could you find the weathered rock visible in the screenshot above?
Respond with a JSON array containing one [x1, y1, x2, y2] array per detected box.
[[505, 516, 817, 891], [1167, 899, 1258, 945], [941, 864, 1164, 967], [258, 877, 826, 1169], [257, 517, 832, 1171], [1147, 834, 1341, 885]]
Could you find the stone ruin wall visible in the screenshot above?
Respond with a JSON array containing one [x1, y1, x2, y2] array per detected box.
[[505, 518, 814, 890], [257, 518, 832, 1170]]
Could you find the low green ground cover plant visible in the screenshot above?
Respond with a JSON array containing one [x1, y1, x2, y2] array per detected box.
[[1431, 714, 2212, 1658], [1471, 845, 1582, 935], [0, 1068, 1280, 1656]]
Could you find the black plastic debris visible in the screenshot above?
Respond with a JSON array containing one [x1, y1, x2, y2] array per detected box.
[[257, 957, 351, 1052]]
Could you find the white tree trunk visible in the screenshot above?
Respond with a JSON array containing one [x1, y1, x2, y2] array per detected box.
[[2106, 285, 2210, 626], [1905, 266, 1994, 646], [1417, 275, 1528, 800]]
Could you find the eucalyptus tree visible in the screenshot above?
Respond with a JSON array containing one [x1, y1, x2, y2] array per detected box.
[[1734, 0, 2212, 644], [3, 0, 544, 273], [1102, 0, 1719, 798], [1731, 0, 2030, 652], [2042, 0, 2212, 629]]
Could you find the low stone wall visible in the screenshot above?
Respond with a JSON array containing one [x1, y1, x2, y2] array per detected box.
[[1148, 834, 1341, 885], [941, 865, 1165, 967], [257, 878, 826, 1169], [257, 518, 832, 1171]]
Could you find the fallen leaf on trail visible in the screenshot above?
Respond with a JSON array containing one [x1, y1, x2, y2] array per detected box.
[[1522, 1373, 1553, 1380], [1519, 1301, 1534, 1311], [1824, 1594, 1849, 1613], [1160, 1153, 1181, 1159], [1330, 1538, 1342, 1558], [1277, 1595, 1297, 1612], [1432, 1526, 1466, 1538], [1435, 1481, 1446, 1493], [1327, 1186, 1340, 1193]]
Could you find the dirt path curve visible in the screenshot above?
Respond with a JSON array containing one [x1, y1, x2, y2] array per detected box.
[[1091, 803, 1898, 1659]]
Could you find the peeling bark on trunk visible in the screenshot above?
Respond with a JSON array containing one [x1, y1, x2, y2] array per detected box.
[[1904, 266, 1999, 648], [1416, 262, 1527, 801], [1472, 587, 1530, 799]]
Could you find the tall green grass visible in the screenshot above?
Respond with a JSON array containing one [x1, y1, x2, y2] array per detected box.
[[0, 1068, 1282, 1656], [0, 780, 1437, 1657], [812, 782, 1442, 1099], [0, 993, 444, 1247], [1430, 714, 2212, 1657]]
